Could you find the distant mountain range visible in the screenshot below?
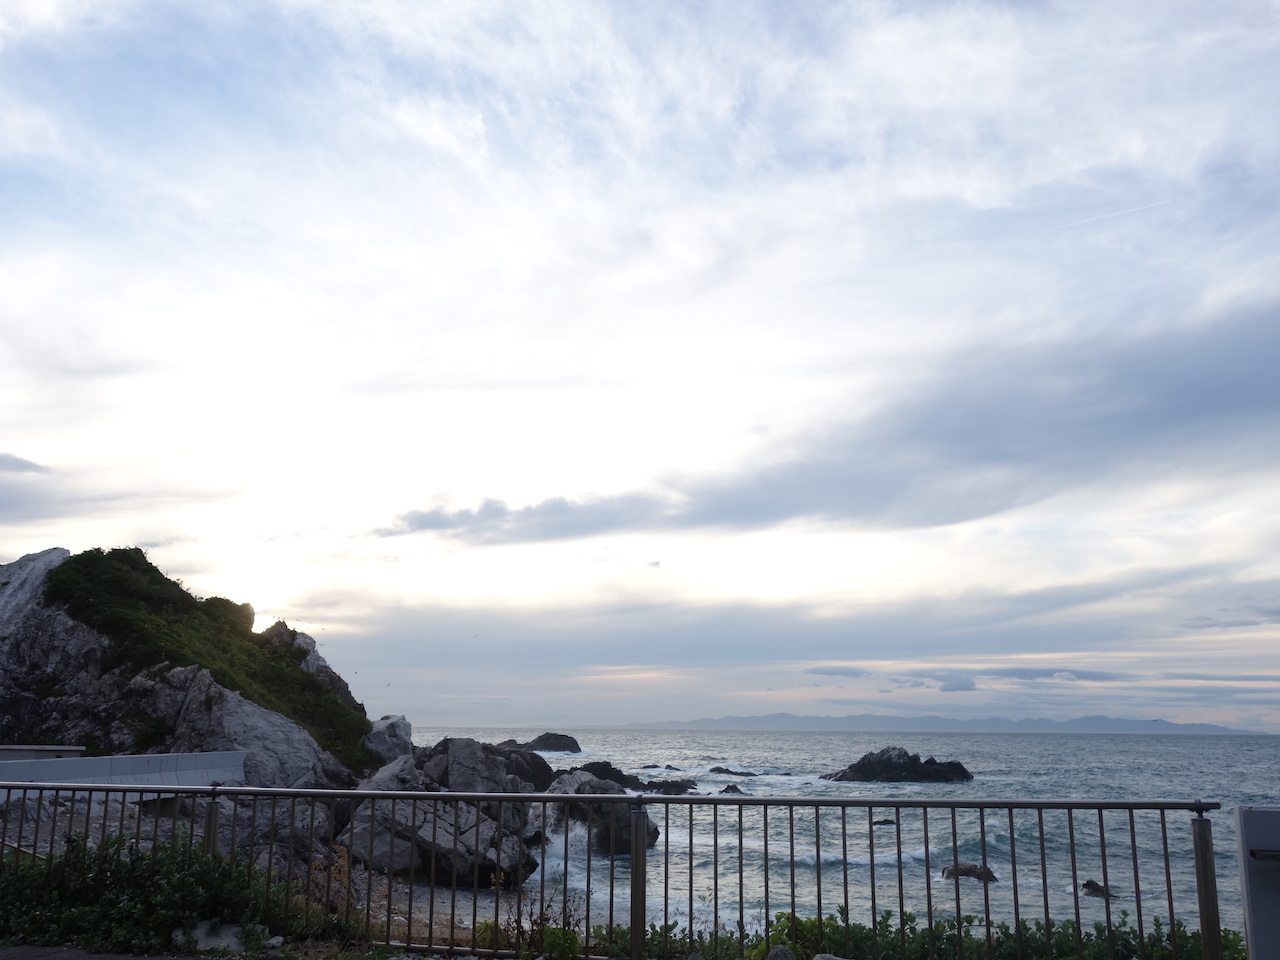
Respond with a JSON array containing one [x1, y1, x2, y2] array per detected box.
[[630, 712, 1268, 736]]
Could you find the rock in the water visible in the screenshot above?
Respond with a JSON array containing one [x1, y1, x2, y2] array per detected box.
[[942, 861, 998, 883], [710, 766, 758, 777], [496, 731, 583, 753], [1082, 879, 1113, 898], [644, 778, 698, 795], [573, 760, 643, 789], [363, 714, 414, 765], [720, 784, 745, 795], [525, 732, 582, 753], [538, 770, 659, 855], [821, 746, 973, 783]]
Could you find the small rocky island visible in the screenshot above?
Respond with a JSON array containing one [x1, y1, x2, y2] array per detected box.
[[821, 745, 974, 783]]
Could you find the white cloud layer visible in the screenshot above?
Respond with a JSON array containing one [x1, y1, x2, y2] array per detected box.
[[2, 0, 1279, 730]]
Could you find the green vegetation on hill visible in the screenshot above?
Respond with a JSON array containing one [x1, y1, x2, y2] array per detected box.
[[42, 547, 374, 772]]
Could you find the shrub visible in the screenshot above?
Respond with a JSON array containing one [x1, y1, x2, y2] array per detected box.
[[0, 833, 287, 953]]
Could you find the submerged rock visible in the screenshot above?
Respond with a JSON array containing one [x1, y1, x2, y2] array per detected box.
[[821, 746, 973, 783], [943, 861, 998, 883]]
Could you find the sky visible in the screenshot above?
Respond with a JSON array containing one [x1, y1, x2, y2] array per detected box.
[[2, 1, 1279, 732]]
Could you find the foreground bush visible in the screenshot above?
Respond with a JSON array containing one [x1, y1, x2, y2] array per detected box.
[[608, 908, 1247, 960], [0, 833, 289, 953]]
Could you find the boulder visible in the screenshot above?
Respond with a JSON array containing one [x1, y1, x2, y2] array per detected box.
[[1082, 879, 1114, 899], [821, 746, 973, 783], [710, 766, 758, 777], [539, 770, 659, 855], [573, 760, 643, 790], [720, 784, 745, 795], [496, 731, 582, 753], [339, 755, 431, 875], [942, 861, 998, 883], [137, 665, 352, 788], [413, 738, 540, 886], [415, 798, 538, 888], [363, 714, 414, 765]]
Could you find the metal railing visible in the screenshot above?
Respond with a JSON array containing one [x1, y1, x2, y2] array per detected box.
[[0, 782, 1226, 960]]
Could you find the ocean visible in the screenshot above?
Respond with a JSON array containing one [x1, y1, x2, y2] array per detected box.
[[411, 726, 1280, 935]]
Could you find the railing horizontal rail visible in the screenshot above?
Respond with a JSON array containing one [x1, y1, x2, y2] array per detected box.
[[0, 781, 1225, 811]]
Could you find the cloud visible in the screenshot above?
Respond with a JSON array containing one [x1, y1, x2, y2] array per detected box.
[[803, 665, 871, 678], [0, 453, 48, 473], [377, 303, 1280, 544]]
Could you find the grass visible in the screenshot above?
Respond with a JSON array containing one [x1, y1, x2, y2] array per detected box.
[[42, 546, 376, 772]]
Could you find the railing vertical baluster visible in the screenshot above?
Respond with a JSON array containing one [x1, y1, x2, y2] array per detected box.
[[687, 804, 694, 944], [841, 806, 851, 959], [713, 801, 720, 959], [1097, 808, 1114, 957], [428, 798, 439, 950], [1161, 808, 1179, 960], [585, 801, 595, 942], [814, 804, 822, 929], [366, 795, 377, 940], [1037, 809, 1050, 960], [388, 796, 399, 946], [949, 807, 961, 960], [631, 801, 648, 960], [922, 806, 934, 960], [493, 799, 503, 951], [406, 797, 417, 948], [894, 806, 906, 957], [1066, 810, 1082, 957], [469, 798, 479, 941], [762, 805, 770, 951], [979, 807, 992, 953], [1191, 808, 1222, 960], [203, 788, 219, 856], [267, 797, 281, 928], [788, 805, 797, 918], [605, 798, 613, 950], [870, 806, 880, 960], [1006, 807, 1021, 960], [0, 787, 11, 859], [303, 797, 316, 933], [448, 798, 459, 954], [1129, 809, 1146, 960], [738, 803, 745, 959], [560, 796, 570, 939], [538, 799, 548, 936]]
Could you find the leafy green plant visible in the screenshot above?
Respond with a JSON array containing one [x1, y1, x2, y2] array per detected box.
[[42, 547, 376, 771], [0, 832, 289, 953]]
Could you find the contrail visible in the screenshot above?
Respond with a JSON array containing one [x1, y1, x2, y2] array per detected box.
[[1049, 200, 1173, 231]]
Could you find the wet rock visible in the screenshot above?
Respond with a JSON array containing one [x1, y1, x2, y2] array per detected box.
[[943, 861, 998, 883], [821, 746, 972, 783], [710, 766, 757, 777], [1082, 879, 1114, 898]]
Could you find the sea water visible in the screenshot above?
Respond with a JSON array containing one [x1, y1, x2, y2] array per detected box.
[[411, 727, 1280, 934]]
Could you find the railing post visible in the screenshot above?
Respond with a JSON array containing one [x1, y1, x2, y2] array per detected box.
[[1192, 805, 1223, 960], [630, 800, 647, 960], [203, 788, 219, 856]]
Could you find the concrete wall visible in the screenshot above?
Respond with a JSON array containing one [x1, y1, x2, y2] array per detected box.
[[0, 750, 247, 786]]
